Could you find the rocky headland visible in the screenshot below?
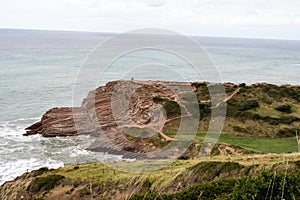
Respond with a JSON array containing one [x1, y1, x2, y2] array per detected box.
[[24, 80, 300, 157]]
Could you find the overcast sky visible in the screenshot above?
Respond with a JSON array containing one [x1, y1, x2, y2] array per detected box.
[[0, 0, 300, 40]]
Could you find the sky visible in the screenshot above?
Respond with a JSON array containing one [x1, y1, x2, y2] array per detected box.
[[0, 0, 300, 40]]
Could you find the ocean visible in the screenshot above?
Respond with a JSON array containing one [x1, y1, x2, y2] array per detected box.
[[0, 29, 299, 185]]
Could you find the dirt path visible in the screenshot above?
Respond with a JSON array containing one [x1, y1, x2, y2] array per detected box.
[[121, 109, 175, 141], [122, 87, 240, 141], [213, 87, 240, 108]]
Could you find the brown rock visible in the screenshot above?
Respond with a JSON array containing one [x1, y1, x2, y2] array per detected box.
[[24, 80, 194, 157]]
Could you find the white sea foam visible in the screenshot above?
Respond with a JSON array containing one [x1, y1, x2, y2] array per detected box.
[[0, 120, 126, 185], [0, 158, 64, 185]]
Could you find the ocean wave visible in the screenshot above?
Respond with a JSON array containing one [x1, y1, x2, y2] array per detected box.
[[0, 158, 64, 186], [0, 120, 129, 186]]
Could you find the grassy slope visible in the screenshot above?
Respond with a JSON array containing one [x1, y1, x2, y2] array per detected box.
[[161, 83, 300, 154], [122, 83, 300, 154], [196, 134, 299, 153], [217, 84, 300, 138], [4, 154, 300, 200]]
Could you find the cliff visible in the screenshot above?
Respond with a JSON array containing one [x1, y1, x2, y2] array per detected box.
[[24, 80, 300, 156], [24, 80, 197, 157]]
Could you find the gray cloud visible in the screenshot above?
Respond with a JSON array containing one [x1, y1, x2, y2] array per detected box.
[[0, 0, 299, 39]]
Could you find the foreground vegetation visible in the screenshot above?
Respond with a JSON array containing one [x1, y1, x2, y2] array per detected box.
[[130, 170, 300, 200], [1, 153, 300, 200]]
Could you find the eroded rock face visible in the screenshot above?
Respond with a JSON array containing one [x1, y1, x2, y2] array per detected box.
[[24, 80, 192, 157], [24, 107, 89, 137]]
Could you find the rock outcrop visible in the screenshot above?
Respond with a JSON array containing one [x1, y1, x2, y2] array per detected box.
[[24, 80, 196, 157]]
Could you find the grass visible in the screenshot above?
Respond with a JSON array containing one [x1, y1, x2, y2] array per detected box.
[[163, 117, 299, 153], [51, 160, 198, 192], [33, 154, 300, 190], [123, 127, 169, 148], [22, 153, 300, 199], [196, 134, 299, 153], [27, 174, 65, 192]]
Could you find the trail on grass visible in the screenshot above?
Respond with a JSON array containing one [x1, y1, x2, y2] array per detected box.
[[213, 87, 240, 108], [122, 87, 241, 141]]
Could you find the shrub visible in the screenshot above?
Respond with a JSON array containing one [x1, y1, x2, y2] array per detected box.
[[198, 103, 211, 118], [73, 165, 80, 170], [27, 174, 65, 192], [232, 176, 265, 200], [163, 100, 181, 117], [142, 178, 152, 189], [153, 96, 164, 103], [239, 83, 246, 87], [275, 104, 292, 113], [191, 82, 207, 88], [259, 116, 299, 125], [130, 179, 236, 200], [232, 172, 300, 200], [277, 128, 299, 137], [239, 100, 259, 111], [178, 155, 190, 160], [267, 89, 281, 99], [278, 116, 299, 124], [130, 171, 300, 200], [233, 126, 245, 132], [32, 167, 49, 177]]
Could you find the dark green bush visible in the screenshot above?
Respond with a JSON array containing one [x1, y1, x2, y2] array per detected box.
[[153, 96, 164, 103], [267, 89, 281, 99], [73, 165, 80, 170], [142, 178, 152, 189], [277, 128, 299, 137], [275, 104, 292, 113], [239, 83, 246, 87], [239, 100, 259, 111], [198, 103, 211, 118], [232, 172, 300, 200], [163, 100, 181, 117], [32, 167, 49, 177], [191, 82, 207, 88], [130, 179, 236, 200], [232, 126, 245, 132], [27, 174, 65, 192], [130, 171, 300, 200], [178, 155, 190, 160], [189, 161, 243, 179], [259, 116, 299, 125]]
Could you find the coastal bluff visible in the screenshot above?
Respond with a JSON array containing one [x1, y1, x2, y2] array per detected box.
[[25, 80, 186, 137], [24, 80, 300, 156], [24, 80, 197, 156]]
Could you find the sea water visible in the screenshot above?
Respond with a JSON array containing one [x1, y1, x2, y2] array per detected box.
[[0, 29, 299, 185]]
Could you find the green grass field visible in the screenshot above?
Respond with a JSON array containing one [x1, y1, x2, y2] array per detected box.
[[196, 134, 299, 153]]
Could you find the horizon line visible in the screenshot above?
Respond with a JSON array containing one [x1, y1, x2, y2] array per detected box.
[[0, 27, 300, 42]]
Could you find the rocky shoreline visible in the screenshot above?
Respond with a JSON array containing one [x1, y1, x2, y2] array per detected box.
[[24, 80, 199, 158], [23, 80, 300, 158]]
